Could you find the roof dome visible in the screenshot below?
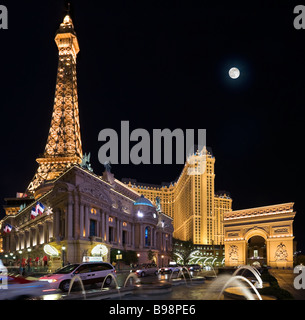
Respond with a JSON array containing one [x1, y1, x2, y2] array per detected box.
[[134, 195, 154, 207]]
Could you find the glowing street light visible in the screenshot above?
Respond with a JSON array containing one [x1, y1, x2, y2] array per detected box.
[[61, 246, 66, 267]]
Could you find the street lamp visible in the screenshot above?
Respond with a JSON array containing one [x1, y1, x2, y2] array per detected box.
[[161, 255, 164, 267], [27, 248, 32, 272], [17, 251, 23, 274], [61, 246, 66, 267], [116, 250, 122, 271]]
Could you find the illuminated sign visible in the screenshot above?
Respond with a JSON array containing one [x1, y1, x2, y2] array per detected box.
[[43, 244, 59, 257], [91, 244, 108, 257], [83, 256, 103, 262]]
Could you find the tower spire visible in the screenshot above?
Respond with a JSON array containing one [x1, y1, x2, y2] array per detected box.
[[66, 2, 71, 15], [27, 10, 83, 194]]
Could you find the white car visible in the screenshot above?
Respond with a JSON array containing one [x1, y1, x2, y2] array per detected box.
[[159, 265, 181, 274], [39, 262, 116, 292], [0, 274, 51, 300], [132, 264, 159, 277]]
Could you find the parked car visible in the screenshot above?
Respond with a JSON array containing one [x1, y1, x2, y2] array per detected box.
[[39, 262, 116, 292], [186, 264, 201, 272], [132, 264, 158, 277], [0, 274, 51, 300], [159, 265, 181, 274]]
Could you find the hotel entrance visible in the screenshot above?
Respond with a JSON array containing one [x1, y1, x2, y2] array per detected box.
[[247, 236, 266, 267]]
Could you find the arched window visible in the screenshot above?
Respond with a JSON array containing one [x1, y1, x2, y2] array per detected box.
[[145, 226, 151, 246]]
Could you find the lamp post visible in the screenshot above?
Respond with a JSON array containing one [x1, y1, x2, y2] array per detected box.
[[161, 255, 164, 267], [116, 250, 122, 271], [27, 248, 32, 273], [62, 246, 66, 267], [9, 253, 13, 266], [17, 250, 22, 273]]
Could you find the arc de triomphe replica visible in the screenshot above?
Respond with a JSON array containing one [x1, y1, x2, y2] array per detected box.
[[224, 203, 295, 268]]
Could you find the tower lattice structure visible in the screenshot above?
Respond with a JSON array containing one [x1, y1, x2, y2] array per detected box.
[[27, 14, 83, 193]]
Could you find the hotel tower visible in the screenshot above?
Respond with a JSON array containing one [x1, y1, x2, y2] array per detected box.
[[124, 150, 232, 246]]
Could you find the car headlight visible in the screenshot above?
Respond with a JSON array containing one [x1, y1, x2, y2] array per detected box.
[[47, 279, 58, 283]]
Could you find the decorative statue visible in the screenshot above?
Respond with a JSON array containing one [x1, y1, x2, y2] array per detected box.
[[104, 161, 112, 172], [155, 196, 161, 212], [80, 153, 93, 172]]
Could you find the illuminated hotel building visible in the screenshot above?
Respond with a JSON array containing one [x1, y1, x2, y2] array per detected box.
[[123, 151, 232, 246], [0, 11, 296, 270], [0, 14, 173, 269]]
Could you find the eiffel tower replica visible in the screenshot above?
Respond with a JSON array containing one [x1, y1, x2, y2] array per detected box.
[[27, 11, 83, 195]]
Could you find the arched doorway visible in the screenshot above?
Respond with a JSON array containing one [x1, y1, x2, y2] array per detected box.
[[247, 236, 266, 267]]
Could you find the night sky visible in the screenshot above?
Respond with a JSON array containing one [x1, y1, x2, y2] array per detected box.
[[1, 1, 304, 250]]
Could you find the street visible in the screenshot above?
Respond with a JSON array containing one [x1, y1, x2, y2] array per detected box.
[[269, 269, 305, 300]]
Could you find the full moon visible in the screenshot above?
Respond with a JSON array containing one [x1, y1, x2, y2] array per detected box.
[[229, 67, 240, 79]]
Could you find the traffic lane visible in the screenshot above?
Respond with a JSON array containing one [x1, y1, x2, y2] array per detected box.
[[117, 272, 161, 284]]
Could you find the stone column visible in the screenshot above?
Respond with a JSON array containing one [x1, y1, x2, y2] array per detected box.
[[105, 213, 109, 243], [18, 233, 22, 250], [154, 229, 157, 248], [43, 223, 48, 244], [28, 229, 32, 248], [14, 234, 19, 251], [120, 221, 123, 246], [80, 204, 84, 239], [64, 208, 68, 240], [150, 227, 153, 248], [96, 212, 99, 238], [127, 227, 131, 246], [132, 224, 135, 247], [48, 220, 53, 239], [101, 211, 105, 240], [67, 203, 73, 240], [139, 225, 143, 249], [5, 234, 9, 252], [38, 225, 44, 245], [10, 233, 16, 252], [15, 234, 19, 251], [116, 218, 120, 245], [54, 208, 60, 242], [160, 232, 163, 251], [21, 232, 25, 250], [74, 198, 80, 240], [84, 205, 89, 239], [7, 234, 11, 252], [28, 230, 32, 248], [31, 228, 36, 247], [35, 226, 40, 246]]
